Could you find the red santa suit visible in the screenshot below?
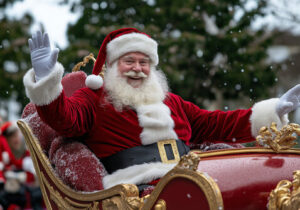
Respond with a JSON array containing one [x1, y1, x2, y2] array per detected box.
[[0, 135, 11, 183], [23, 28, 288, 188]]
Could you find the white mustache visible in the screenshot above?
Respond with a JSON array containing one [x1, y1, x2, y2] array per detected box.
[[123, 71, 148, 78]]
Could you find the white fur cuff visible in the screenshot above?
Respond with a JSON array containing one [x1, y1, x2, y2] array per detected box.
[[250, 98, 289, 137], [102, 162, 176, 189], [23, 63, 64, 106]]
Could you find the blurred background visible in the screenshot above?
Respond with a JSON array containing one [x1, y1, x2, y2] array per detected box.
[[1, 0, 300, 123]]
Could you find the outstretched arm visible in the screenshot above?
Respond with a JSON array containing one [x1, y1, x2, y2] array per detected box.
[[24, 31, 100, 137], [24, 31, 64, 106]]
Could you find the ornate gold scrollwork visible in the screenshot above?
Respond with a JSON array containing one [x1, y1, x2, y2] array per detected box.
[[256, 122, 300, 152], [154, 199, 166, 210], [177, 152, 201, 171], [102, 184, 145, 210], [268, 170, 300, 210], [102, 196, 145, 210], [119, 184, 140, 197], [102, 196, 124, 210], [124, 197, 144, 210]]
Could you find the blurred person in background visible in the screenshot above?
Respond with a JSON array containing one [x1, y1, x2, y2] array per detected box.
[[0, 122, 43, 210]]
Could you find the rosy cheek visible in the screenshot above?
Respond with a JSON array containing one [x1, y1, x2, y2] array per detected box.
[[144, 69, 150, 76]]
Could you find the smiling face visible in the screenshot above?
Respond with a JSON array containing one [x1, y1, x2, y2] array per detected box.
[[117, 52, 151, 88]]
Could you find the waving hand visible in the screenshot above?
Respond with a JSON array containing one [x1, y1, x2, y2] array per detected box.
[[28, 31, 59, 81], [276, 84, 300, 117]]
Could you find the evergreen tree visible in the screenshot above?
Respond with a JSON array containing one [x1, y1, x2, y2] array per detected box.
[[61, 0, 279, 110], [0, 0, 33, 115]]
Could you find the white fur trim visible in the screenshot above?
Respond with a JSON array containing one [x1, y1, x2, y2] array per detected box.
[[136, 103, 178, 145], [0, 162, 4, 171], [2, 151, 9, 165], [103, 162, 176, 189], [250, 98, 289, 137], [22, 156, 35, 175], [85, 74, 103, 90], [107, 33, 158, 65], [23, 62, 64, 106]]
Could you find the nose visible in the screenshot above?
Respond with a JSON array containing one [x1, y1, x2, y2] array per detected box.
[[132, 62, 142, 72]]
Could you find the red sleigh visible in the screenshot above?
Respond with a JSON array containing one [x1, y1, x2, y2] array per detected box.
[[18, 54, 300, 210]]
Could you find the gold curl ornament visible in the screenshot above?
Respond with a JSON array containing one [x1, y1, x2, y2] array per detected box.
[[268, 170, 300, 210], [256, 122, 300, 152]]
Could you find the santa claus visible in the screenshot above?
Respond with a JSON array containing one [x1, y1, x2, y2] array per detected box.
[[23, 28, 300, 189]]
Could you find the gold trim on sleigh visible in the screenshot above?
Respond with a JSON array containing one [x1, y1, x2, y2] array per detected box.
[[192, 147, 300, 159]]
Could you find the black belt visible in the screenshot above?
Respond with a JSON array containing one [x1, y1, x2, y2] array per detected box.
[[101, 139, 190, 174]]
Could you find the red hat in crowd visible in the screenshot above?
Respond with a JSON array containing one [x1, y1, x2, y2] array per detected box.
[[85, 28, 158, 90], [1, 122, 17, 136]]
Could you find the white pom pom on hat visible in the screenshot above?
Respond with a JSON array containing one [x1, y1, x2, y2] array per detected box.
[[85, 74, 103, 90]]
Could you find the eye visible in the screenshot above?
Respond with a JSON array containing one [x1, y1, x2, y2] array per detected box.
[[125, 60, 134, 64], [140, 60, 149, 66]]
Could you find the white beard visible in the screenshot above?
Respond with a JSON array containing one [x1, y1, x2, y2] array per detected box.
[[104, 62, 169, 111]]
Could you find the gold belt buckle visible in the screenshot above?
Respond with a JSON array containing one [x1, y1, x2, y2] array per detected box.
[[157, 139, 180, 164]]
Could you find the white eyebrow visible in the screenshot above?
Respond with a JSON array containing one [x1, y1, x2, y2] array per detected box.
[[122, 55, 150, 61]]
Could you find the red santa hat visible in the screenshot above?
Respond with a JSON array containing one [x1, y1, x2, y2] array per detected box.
[[1, 122, 17, 137], [85, 28, 158, 90]]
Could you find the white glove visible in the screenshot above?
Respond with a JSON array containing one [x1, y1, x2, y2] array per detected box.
[[28, 30, 59, 81], [276, 84, 300, 117]]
